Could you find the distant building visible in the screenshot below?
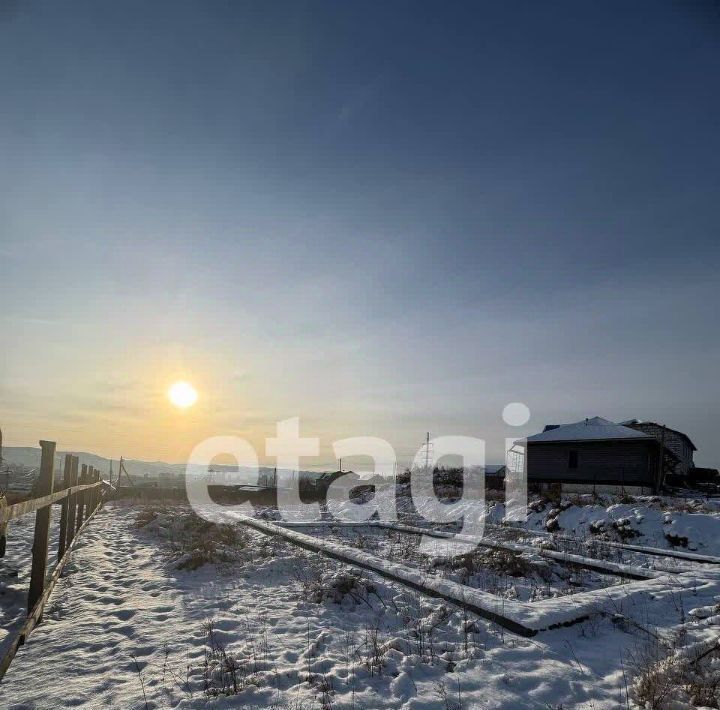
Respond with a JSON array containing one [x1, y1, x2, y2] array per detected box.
[[485, 465, 506, 490], [620, 420, 696, 476], [524, 417, 663, 494]]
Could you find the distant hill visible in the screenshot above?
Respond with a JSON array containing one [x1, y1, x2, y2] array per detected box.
[[0, 446, 327, 482], [1, 446, 113, 472], [1, 446, 182, 476]]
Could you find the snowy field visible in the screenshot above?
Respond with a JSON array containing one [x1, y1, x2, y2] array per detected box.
[[282, 522, 625, 602], [0, 497, 719, 708]]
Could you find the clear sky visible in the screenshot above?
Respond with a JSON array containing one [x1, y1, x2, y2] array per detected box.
[[1, 0, 719, 467]]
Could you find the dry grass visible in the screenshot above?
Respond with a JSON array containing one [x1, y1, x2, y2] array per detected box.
[[630, 631, 720, 708], [135, 505, 249, 569]]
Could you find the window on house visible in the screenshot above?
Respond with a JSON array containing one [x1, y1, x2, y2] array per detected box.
[[568, 450, 578, 469]]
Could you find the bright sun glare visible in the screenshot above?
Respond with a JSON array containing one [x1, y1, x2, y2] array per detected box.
[[168, 381, 198, 409]]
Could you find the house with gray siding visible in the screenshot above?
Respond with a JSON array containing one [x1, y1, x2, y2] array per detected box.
[[524, 417, 662, 493]]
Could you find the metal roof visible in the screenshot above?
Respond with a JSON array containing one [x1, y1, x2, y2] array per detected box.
[[526, 417, 656, 444]]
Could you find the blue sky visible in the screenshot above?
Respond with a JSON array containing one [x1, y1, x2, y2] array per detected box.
[[1, 1, 719, 466]]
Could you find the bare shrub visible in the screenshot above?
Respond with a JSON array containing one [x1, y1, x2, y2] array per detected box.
[[135, 506, 249, 569], [434, 678, 462, 710], [302, 567, 377, 606], [630, 634, 720, 708], [308, 673, 335, 709], [201, 620, 245, 697], [611, 517, 640, 541], [134, 507, 159, 528], [467, 548, 534, 578]]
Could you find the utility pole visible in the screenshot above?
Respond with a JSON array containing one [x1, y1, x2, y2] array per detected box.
[[419, 432, 434, 472], [115, 455, 136, 491]]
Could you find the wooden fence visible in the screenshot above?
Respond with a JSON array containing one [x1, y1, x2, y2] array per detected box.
[[0, 440, 106, 680]]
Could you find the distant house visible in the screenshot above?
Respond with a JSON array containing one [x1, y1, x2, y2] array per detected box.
[[524, 417, 663, 494], [485, 464, 506, 490]]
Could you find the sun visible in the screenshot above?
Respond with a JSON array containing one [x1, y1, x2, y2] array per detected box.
[[168, 381, 198, 409]]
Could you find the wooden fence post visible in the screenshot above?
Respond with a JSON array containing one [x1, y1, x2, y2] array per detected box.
[[76, 464, 88, 531], [28, 440, 56, 614], [94, 469, 101, 512], [0, 497, 7, 558], [66, 456, 79, 549], [85, 466, 92, 519], [90, 468, 96, 514], [86, 467, 92, 516], [83, 466, 91, 522], [89, 468, 96, 512], [57, 454, 72, 561]]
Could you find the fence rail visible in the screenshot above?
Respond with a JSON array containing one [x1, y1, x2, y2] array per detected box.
[[0, 440, 106, 681], [0, 482, 104, 526]]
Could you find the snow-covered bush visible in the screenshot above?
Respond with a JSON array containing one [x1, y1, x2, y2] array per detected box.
[[305, 568, 377, 605], [135, 505, 249, 570], [630, 626, 720, 709]]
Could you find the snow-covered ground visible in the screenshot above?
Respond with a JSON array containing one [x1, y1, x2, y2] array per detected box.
[[288, 522, 624, 602], [0, 511, 62, 660], [489, 495, 720, 555], [0, 497, 719, 708]]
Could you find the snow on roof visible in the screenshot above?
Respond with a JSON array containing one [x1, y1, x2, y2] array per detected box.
[[526, 416, 656, 444]]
